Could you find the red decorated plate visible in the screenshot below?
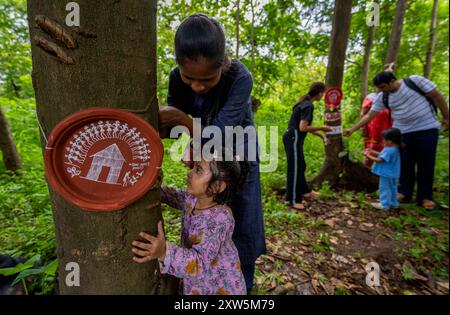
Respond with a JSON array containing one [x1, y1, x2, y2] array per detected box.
[[44, 108, 163, 212], [325, 87, 343, 105]]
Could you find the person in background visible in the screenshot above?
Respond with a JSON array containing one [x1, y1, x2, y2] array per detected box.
[[360, 91, 393, 168], [283, 82, 331, 211], [345, 71, 449, 210]]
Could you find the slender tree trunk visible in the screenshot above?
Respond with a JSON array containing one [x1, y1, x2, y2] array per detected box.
[[0, 106, 22, 172], [235, 0, 240, 59], [424, 0, 439, 78], [27, 0, 175, 294], [313, 0, 377, 191], [385, 0, 407, 66], [360, 25, 376, 105], [250, 0, 256, 74], [313, 0, 353, 187]]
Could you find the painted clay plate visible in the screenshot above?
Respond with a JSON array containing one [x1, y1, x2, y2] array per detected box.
[[44, 108, 163, 211], [325, 87, 343, 105]]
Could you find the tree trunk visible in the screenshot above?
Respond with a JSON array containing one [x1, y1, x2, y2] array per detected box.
[[250, 0, 256, 74], [235, 0, 240, 59], [424, 0, 439, 78], [385, 0, 407, 66], [360, 25, 376, 105], [27, 0, 176, 294], [0, 106, 22, 172], [313, 0, 377, 192]]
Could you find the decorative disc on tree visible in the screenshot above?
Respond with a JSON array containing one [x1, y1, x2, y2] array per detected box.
[[325, 87, 343, 106], [44, 108, 163, 212]]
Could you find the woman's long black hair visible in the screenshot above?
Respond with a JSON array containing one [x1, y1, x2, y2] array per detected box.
[[295, 82, 326, 108]]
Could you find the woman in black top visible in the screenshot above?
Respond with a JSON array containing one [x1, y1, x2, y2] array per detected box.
[[283, 82, 331, 211]]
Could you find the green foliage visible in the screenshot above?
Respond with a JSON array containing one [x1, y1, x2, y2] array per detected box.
[[318, 181, 333, 200], [0, 255, 56, 295]]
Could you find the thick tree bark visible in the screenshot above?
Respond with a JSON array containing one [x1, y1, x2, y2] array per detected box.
[[424, 0, 439, 78], [27, 0, 175, 294], [385, 0, 407, 66], [360, 25, 376, 105], [313, 0, 377, 192], [0, 106, 22, 172]]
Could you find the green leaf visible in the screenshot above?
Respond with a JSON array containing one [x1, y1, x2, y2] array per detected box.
[[338, 151, 348, 158], [42, 259, 58, 276], [0, 255, 40, 276], [12, 268, 44, 286]]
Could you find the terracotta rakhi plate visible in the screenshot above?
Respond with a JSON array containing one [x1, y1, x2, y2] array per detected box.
[[44, 108, 163, 212], [325, 87, 343, 105]]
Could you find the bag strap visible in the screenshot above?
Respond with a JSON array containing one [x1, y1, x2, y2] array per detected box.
[[382, 92, 392, 124], [403, 76, 437, 114]]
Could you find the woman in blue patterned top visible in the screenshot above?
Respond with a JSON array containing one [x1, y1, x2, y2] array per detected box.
[[158, 14, 265, 294]]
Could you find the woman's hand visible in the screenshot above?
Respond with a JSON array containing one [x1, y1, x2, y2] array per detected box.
[[344, 128, 354, 137], [158, 106, 193, 137], [132, 221, 167, 263], [322, 126, 333, 132]]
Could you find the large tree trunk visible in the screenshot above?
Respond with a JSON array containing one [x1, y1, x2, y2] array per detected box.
[[385, 0, 407, 66], [360, 25, 376, 105], [424, 0, 439, 78], [0, 106, 22, 172], [313, 0, 377, 192], [27, 0, 175, 294]]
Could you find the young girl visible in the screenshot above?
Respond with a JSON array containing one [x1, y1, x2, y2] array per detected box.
[[283, 82, 331, 211], [158, 13, 265, 293], [131, 154, 248, 295], [364, 128, 402, 210]]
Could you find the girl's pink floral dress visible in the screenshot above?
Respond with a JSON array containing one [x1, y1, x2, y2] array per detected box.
[[160, 185, 247, 295]]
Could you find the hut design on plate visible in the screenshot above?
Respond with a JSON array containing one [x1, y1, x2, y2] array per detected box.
[[64, 120, 152, 187], [84, 143, 125, 184]]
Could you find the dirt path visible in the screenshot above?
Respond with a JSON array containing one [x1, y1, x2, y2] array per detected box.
[[254, 194, 449, 295]]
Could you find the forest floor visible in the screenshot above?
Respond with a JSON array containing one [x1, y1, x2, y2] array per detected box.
[[251, 191, 449, 295]]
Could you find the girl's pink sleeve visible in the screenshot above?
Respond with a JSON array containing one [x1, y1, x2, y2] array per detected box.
[[160, 211, 232, 278], [160, 184, 189, 210]]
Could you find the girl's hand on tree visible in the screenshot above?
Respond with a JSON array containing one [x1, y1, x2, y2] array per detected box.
[[322, 126, 333, 132], [132, 221, 167, 263]]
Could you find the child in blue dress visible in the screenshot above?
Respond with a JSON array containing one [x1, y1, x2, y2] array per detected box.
[[364, 128, 402, 210]]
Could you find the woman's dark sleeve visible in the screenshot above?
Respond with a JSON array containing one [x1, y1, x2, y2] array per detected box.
[[212, 73, 253, 130], [300, 104, 313, 124]]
